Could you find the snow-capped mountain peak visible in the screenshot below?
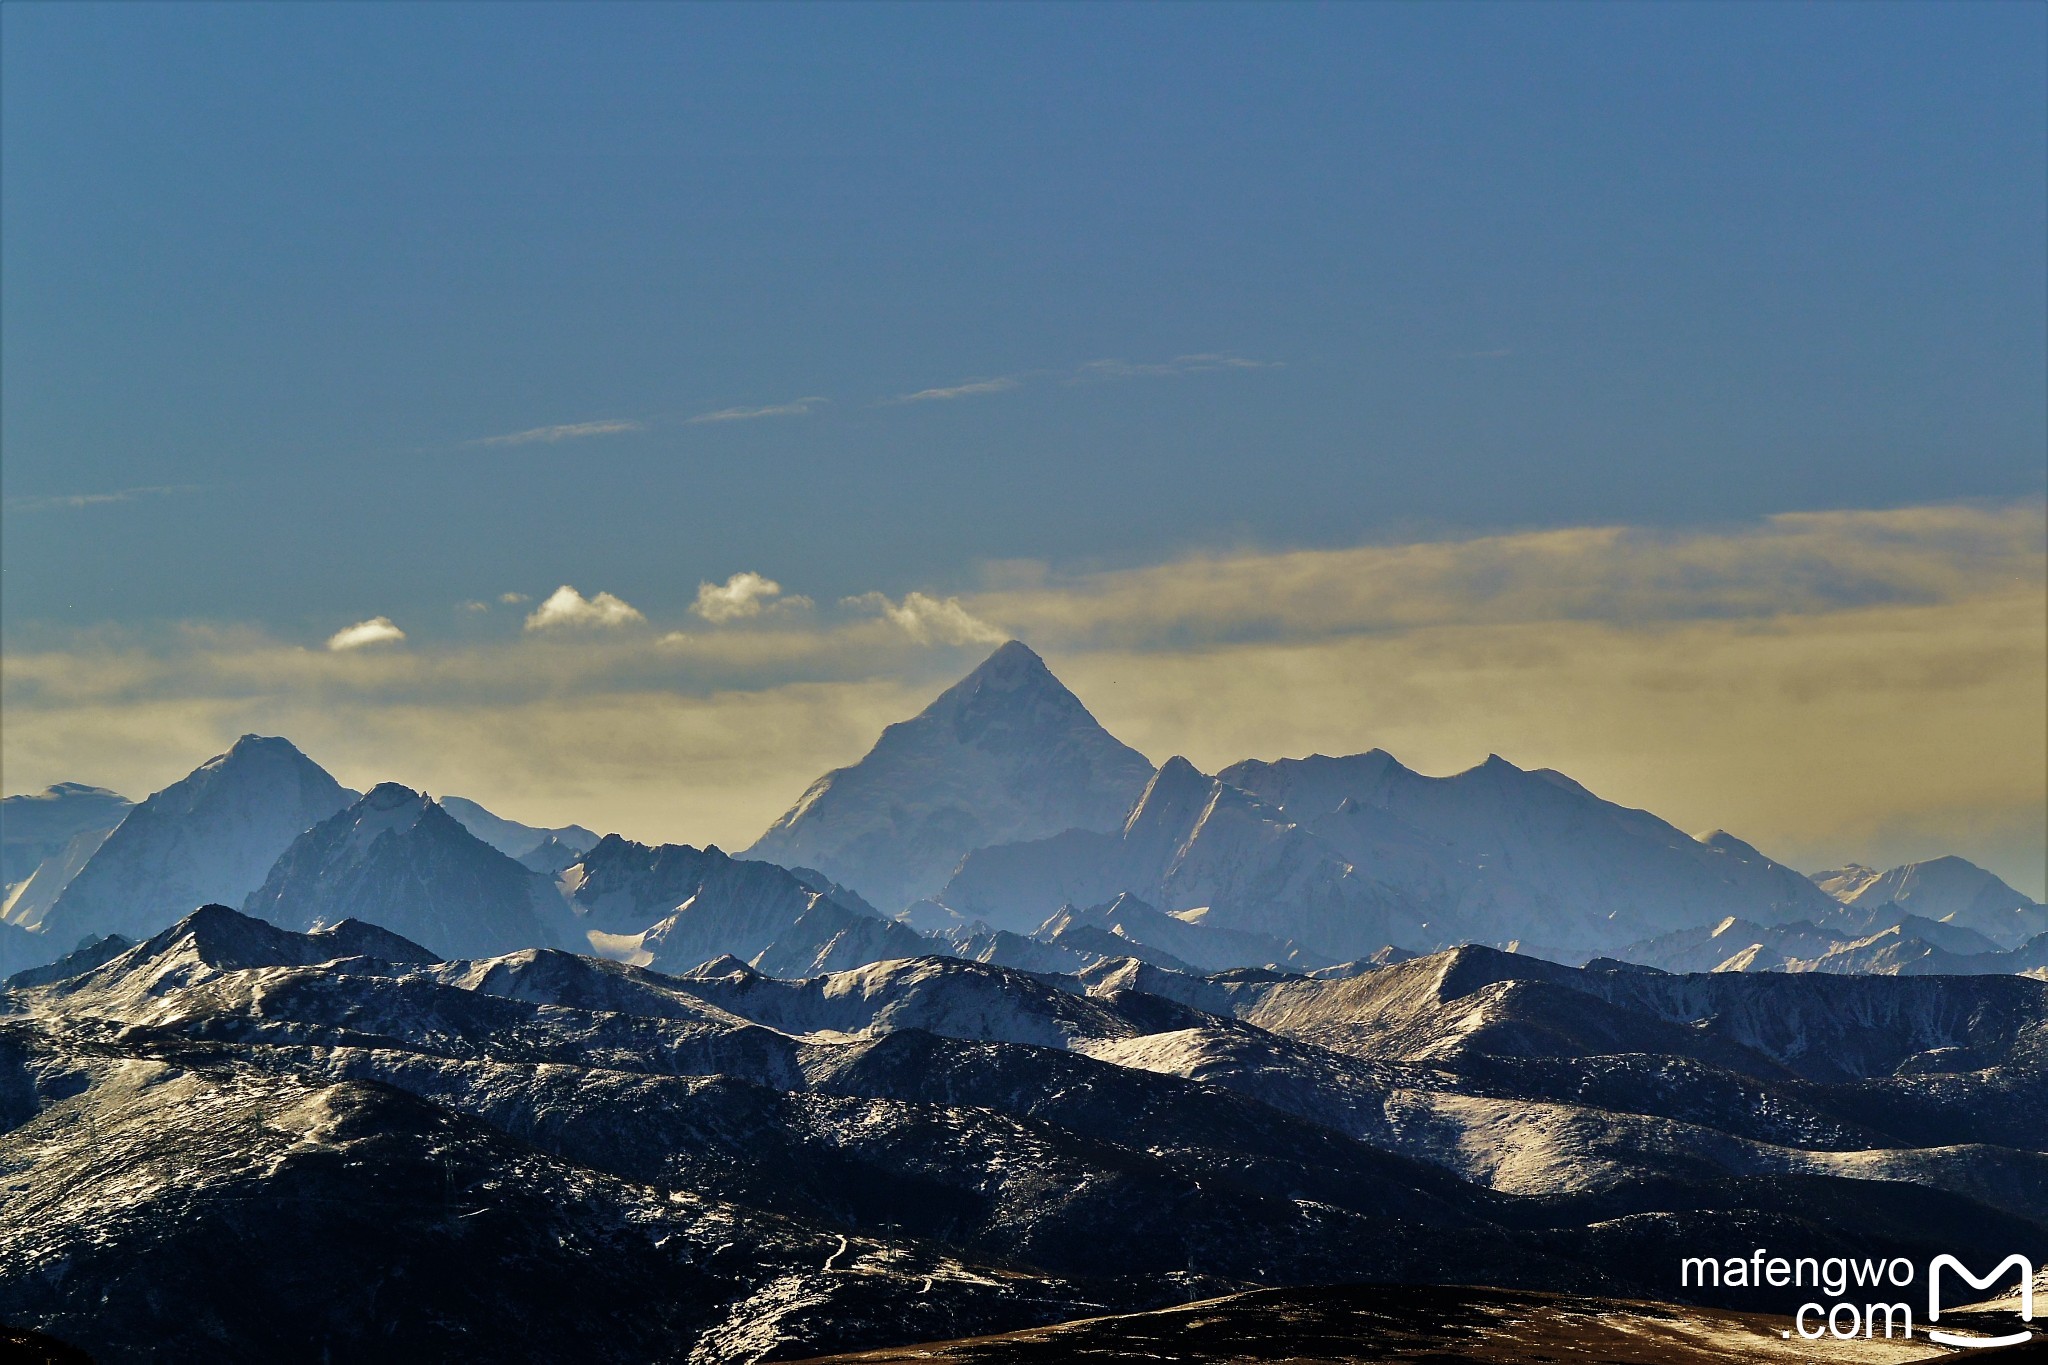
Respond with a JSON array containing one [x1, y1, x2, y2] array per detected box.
[[339, 782, 432, 847], [742, 640, 1155, 909], [1810, 855, 2046, 948], [1121, 755, 1216, 830], [37, 735, 355, 948], [241, 784, 578, 959], [3, 782, 135, 933]]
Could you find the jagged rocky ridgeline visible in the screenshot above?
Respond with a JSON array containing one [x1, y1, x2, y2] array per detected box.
[[3, 904, 2043, 1361]]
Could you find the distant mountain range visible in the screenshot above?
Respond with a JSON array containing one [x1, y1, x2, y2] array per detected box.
[[1622, 910, 2048, 977], [1812, 854, 2048, 945], [3, 641, 2042, 986], [940, 755, 1419, 959]]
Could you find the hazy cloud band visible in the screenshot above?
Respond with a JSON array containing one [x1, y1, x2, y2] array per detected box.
[[5, 500, 2042, 893]]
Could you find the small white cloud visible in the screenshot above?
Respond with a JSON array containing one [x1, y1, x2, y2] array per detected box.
[[687, 397, 827, 424], [843, 591, 1006, 646], [1074, 354, 1275, 381], [457, 600, 491, 614], [885, 376, 1022, 405], [499, 592, 530, 605], [523, 586, 647, 631], [326, 617, 407, 651], [472, 420, 644, 447], [690, 571, 816, 624]]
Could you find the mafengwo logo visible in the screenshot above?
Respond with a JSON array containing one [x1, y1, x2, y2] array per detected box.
[[1681, 1251, 2036, 1346], [1928, 1255, 2036, 1350]]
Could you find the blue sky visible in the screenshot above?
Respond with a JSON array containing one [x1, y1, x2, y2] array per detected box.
[[5, 2, 2043, 633], [3, 4, 2044, 892]]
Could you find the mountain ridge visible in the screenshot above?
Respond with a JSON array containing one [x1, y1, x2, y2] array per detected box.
[[1812, 855, 2047, 948], [242, 782, 579, 958]]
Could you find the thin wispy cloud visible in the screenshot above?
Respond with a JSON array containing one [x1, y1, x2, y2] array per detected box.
[[843, 590, 1006, 646], [687, 397, 827, 424], [457, 593, 524, 613], [326, 617, 407, 651], [884, 376, 1023, 405], [455, 355, 1271, 440], [1073, 353, 1277, 381], [471, 420, 644, 447], [3, 484, 199, 512], [873, 353, 1272, 407]]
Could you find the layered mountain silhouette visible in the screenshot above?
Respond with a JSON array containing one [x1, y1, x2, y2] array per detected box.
[[2, 642, 2040, 985], [36, 736, 354, 948], [1031, 892, 1328, 972], [1220, 751, 1843, 959], [743, 640, 1156, 909], [438, 795, 599, 861], [42, 902, 439, 1007], [941, 756, 1423, 960], [559, 834, 933, 976], [1624, 911, 2048, 976], [242, 783, 581, 959]]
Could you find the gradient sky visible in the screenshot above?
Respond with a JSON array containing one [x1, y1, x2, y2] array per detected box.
[[4, 4, 2044, 893]]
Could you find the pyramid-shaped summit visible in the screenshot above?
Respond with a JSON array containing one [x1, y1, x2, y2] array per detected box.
[[744, 640, 1155, 910], [39, 735, 355, 946]]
